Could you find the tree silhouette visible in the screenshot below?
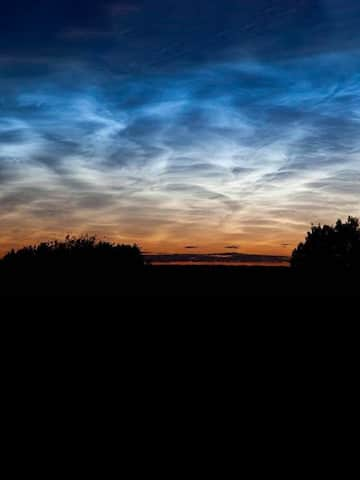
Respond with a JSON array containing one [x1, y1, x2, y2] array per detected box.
[[2, 235, 144, 269], [291, 217, 360, 271], [0, 235, 145, 294]]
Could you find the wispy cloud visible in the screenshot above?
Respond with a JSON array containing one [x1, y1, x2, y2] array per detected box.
[[1, 1, 360, 255]]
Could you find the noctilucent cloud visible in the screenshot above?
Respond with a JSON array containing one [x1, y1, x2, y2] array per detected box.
[[1, 0, 360, 254]]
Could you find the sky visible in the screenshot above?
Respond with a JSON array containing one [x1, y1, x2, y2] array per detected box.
[[1, 0, 359, 256]]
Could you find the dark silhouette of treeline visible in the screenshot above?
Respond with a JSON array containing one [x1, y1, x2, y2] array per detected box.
[[0, 218, 359, 295], [0, 236, 144, 295], [2, 235, 144, 270]]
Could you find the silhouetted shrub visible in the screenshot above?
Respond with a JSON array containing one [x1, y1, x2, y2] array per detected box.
[[0, 236, 144, 294], [291, 217, 360, 271]]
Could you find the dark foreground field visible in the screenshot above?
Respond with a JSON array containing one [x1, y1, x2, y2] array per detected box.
[[0, 265, 358, 296]]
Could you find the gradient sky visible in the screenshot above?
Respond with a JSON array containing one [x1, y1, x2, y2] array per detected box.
[[1, 0, 359, 255]]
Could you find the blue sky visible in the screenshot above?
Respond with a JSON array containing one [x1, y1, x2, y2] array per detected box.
[[0, 0, 359, 254]]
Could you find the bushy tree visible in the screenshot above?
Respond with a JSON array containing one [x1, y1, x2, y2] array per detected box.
[[291, 217, 360, 271]]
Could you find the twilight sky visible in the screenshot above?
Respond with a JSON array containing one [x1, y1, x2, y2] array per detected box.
[[1, 0, 359, 255]]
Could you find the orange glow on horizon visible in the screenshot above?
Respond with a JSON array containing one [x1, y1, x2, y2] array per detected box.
[[0, 230, 297, 259]]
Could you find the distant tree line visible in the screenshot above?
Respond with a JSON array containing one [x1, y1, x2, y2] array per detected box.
[[1, 235, 144, 269], [0, 235, 144, 295]]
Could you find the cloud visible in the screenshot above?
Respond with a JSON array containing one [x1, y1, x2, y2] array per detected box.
[[1, 2, 360, 255], [145, 252, 289, 265]]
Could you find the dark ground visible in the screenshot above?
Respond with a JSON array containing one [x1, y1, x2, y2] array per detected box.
[[0, 265, 358, 296]]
